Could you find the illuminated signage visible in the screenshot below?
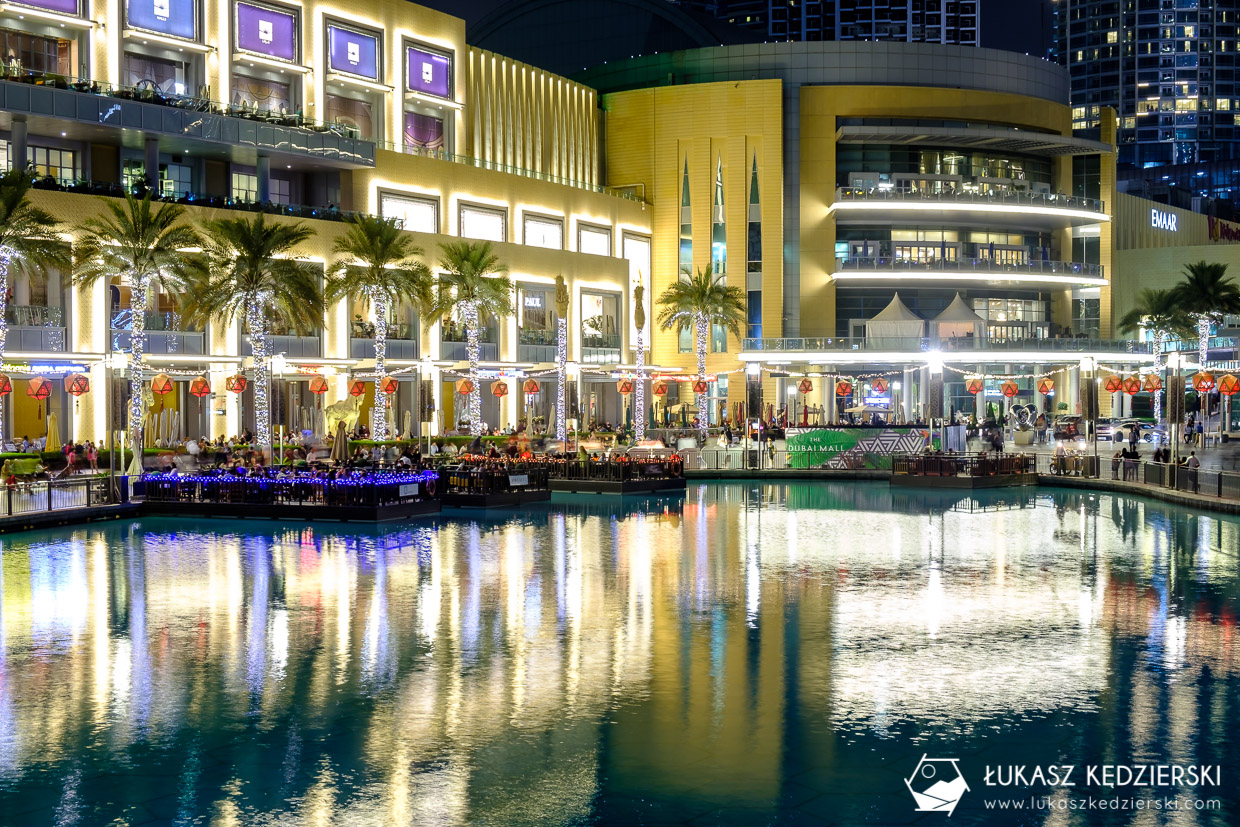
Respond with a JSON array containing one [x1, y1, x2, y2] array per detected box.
[[7, 0, 79, 16], [236, 1, 297, 62], [1151, 208, 1178, 232], [1208, 215, 1240, 243], [3, 363, 87, 375], [406, 45, 450, 98], [127, 0, 196, 40], [863, 396, 890, 406], [327, 23, 379, 80], [523, 295, 543, 308]]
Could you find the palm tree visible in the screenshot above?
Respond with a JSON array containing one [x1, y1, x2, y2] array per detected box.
[[430, 241, 512, 436], [0, 168, 69, 443], [73, 193, 199, 465], [184, 214, 323, 456], [1172, 261, 1240, 367], [326, 215, 433, 440], [655, 263, 746, 445], [1117, 287, 1195, 425]]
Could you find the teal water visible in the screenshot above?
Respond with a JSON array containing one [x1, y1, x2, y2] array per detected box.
[[1, 483, 1239, 826]]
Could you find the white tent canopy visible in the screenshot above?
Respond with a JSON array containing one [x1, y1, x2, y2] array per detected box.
[[865, 292, 924, 345], [932, 293, 986, 342]]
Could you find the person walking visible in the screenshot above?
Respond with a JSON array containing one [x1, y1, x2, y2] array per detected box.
[[1187, 451, 1201, 494]]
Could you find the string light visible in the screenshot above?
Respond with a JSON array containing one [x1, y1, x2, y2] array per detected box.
[[462, 299, 482, 436], [247, 291, 272, 453], [0, 248, 9, 442], [556, 317, 567, 443], [370, 290, 389, 440], [695, 313, 708, 444], [129, 270, 150, 453], [635, 326, 646, 442]]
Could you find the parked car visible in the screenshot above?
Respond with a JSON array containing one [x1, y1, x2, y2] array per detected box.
[[1053, 415, 1084, 441]]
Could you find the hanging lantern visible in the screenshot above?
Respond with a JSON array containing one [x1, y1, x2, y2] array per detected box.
[[1143, 374, 1162, 393], [1122, 375, 1141, 395], [1037, 377, 1054, 395], [0, 373, 11, 396], [308, 374, 329, 395], [26, 376, 51, 400], [490, 380, 509, 398], [1219, 374, 1240, 396], [617, 378, 635, 395], [870, 377, 889, 394], [797, 378, 813, 394], [692, 379, 709, 394], [151, 373, 174, 395], [1103, 375, 1123, 393], [1192, 372, 1216, 393], [1001, 380, 1019, 398], [652, 380, 669, 396], [522, 378, 540, 395], [348, 379, 366, 397], [189, 375, 211, 398], [966, 378, 984, 395], [379, 375, 399, 395], [455, 378, 475, 395], [64, 373, 90, 397], [225, 374, 248, 393], [835, 379, 853, 397]]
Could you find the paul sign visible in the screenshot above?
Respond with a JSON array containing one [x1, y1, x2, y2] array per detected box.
[[1151, 208, 1178, 232]]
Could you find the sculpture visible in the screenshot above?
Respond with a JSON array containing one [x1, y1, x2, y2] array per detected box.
[[325, 395, 364, 434], [555, 274, 570, 319]]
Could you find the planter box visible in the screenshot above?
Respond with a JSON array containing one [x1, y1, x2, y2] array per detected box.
[[1014, 430, 1035, 445]]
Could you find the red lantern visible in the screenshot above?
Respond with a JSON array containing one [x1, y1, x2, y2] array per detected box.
[[1219, 374, 1240, 396], [189, 376, 211, 398], [0, 373, 11, 396], [491, 380, 509, 398], [835, 380, 853, 397], [226, 374, 248, 393], [1037, 377, 1054, 395], [1121, 375, 1141, 395], [26, 376, 51, 400], [692, 379, 709, 394], [870, 377, 889, 394], [797, 378, 813, 393], [617, 379, 635, 395], [151, 373, 173, 395], [1103, 375, 1123, 394], [456, 378, 475, 395], [349, 379, 366, 397], [379, 375, 399, 395], [1192, 372, 1216, 393], [1143, 374, 1162, 393], [966, 378, 984, 395], [308, 374, 329, 395], [522, 378, 540, 395], [652, 380, 668, 396], [1001, 380, 1019, 398], [64, 373, 90, 396]]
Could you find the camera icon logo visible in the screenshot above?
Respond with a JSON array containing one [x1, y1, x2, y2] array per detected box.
[[905, 755, 970, 816]]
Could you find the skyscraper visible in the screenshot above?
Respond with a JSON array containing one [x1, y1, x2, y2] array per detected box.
[[1053, 0, 1240, 169], [674, 0, 979, 45]]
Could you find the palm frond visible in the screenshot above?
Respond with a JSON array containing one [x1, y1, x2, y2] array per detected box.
[[431, 240, 513, 322], [325, 214, 433, 318], [655, 264, 747, 338], [0, 168, 69, 276], [72, 192, 199, 293]]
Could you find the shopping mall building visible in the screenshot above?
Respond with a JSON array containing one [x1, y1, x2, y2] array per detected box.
[[2, 0, 1238, 443]]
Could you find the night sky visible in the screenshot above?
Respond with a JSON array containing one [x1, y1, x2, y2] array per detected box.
[[413, 0, 1053, 59]]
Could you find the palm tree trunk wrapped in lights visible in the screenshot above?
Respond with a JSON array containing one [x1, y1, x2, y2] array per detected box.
[[656, 264, 746, 451], [370, 291, 390, 439], [555, 275, 569, 444], [247, 295, 272, 450], [129, 273, 150, 451], [1153, 331, 1164, 425], [1118, 287, 1196, 429], [0, 169, 71, 444], [461, 299, 483, 436], [633, 279, 647, 443]]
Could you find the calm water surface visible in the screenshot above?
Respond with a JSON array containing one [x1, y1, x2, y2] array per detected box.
[[1, 482, 1239, 826]]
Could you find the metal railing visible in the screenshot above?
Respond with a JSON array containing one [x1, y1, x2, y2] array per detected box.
[[835, 186, 1106, 214], [2, 476, 115, 517], [741, 336, 1151, 354], [546, 457, 684, 482], [837, 257, 1104, 279], [1037, 455, 1240, 501], [6, 305, 62, 326], [142, 471, 436, 507], [439, 463, 550, 495], [892, 452, 1034, 476]]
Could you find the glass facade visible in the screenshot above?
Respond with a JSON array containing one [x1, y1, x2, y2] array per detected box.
[[711, 157, 726, 353], [679, 158, 692, 353], [747, 157, 762, 340]]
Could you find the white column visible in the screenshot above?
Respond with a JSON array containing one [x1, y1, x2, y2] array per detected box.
[[902, 366, 914, 422]]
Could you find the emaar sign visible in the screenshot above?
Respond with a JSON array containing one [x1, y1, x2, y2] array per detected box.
[[1151, 208, 1178, 232]]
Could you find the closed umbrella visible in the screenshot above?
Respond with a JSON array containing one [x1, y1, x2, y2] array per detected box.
[[402, 410, 413, 441], [45, 412, 61, 452], [329, 420, 349, 465]]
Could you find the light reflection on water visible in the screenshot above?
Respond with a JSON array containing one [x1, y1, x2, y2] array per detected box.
[[0, 483, 1238, 825]]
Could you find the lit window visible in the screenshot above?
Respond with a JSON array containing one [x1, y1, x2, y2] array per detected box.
[[380, 192, 439, 233], [579, 225, 611, 256], [523, 215, 563, 250], [459, 204, 506, 242], [1107, 30, 1118, 43]]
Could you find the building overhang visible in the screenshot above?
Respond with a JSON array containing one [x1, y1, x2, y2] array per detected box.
[[828, 200, 1110, 230], [835, 125, 1114, 157], [831, 272, 1109, 288], [739, 351, 1158, 367]]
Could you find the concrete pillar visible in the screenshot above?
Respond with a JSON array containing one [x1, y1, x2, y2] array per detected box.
[[1035, 382, 1045, 414], [257, 154, 271, 203], [902, 366, 914, 423], [10, 117, 26, 172], [14, 274, 29, 307], [918, 366, 928, 417], [144, 135, 160, 191], [828, 374, 837, 424]]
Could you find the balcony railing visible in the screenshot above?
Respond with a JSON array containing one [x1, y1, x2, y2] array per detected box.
[[350, 338, 418, 361], [6, 326, 64, 351], [834, 186, 1106, 214], [244, 335, 321, 359], [349, 321, 417, 340], [741, 336, 1152, 355], [111, 329, 205, 355], [5, 305, 61, 326], [837, 257, 1104, 279]]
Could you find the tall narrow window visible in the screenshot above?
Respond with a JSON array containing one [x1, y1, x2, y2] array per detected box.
[[710, 157, 726, 353], [678, 158, 692, 353], [747, 157, 762, 340]]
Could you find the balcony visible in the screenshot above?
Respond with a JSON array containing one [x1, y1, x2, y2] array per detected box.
[[110, 311, 205, 356], [441, 340, 499, 362], [518, 328, 557, 363], [350, 323, 419, 361], [244, 335, 321, 359], [582, 333, 621, 364], [740, 336, 1155, 365], [0, 70, 374, 168], [834, 257, 1106, 287], [830, 187, 1109, 230], [5, 305, 64, 352]]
